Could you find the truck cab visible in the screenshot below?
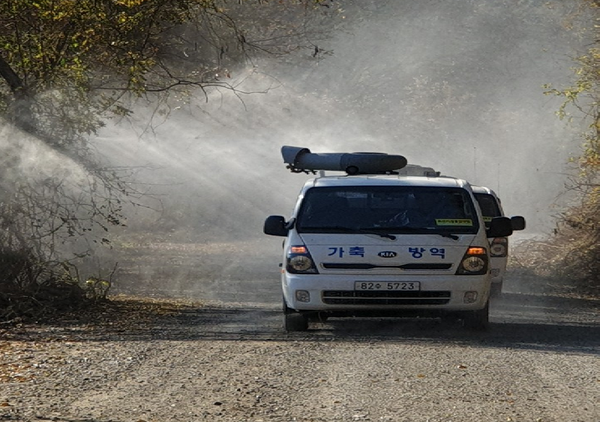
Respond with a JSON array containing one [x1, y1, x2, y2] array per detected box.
[[471, 185, 526, 296], [264, 146, 514, 331]]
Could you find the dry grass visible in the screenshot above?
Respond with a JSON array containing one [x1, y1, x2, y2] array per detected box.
[[510, 230, 600, 299]]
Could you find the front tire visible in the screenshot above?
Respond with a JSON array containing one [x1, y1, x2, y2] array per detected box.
[[284, 312, 309, 331], [490, 281, 503, 298], [283, 298, 309, 331], [462, 300, 490, 330]]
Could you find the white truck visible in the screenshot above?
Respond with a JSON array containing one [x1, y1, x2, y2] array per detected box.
[[368, 165, 527, 297], [471, 185, 525, 296], [264, 146, 514, 331]]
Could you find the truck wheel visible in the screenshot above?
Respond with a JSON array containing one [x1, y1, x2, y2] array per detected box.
[[284, 312, 309, 332], [462, 300, 490, 330], [490, 282, 503, 298], [282, 297, 309, 331]]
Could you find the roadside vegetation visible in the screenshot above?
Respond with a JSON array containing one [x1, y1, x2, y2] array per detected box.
[[0, 0, 338, 322], [0, 0, 598, 323], [528, 0, 600, 297]]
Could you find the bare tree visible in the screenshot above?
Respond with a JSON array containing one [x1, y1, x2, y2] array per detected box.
[[0, 0, 339, 319]]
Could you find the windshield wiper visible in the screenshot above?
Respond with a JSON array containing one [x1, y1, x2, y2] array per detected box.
[[438, 232, 459, 240], [353, 227, 397, 240], [384, 226, 459, 240], [302, 225, 396, 240]]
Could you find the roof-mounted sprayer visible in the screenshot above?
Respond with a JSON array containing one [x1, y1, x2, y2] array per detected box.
[[281, 145, 408, 175]]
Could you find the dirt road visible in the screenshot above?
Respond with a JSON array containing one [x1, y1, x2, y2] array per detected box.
[[1, 291, 598, 422], [1, 239, 599, 422]]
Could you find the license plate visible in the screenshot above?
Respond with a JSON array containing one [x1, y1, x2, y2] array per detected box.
[[354, 281, 420, 291]]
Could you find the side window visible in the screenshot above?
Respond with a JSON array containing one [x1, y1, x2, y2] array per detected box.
[[474, 194, 501, 217], [474, 193, 502, 227]]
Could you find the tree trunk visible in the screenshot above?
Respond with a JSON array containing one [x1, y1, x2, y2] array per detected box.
[[0, 51, 38, 135]]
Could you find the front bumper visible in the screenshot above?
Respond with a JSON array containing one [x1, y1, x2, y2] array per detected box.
[[282, 273, 491, 312]]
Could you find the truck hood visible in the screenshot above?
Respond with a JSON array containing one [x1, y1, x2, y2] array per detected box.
[[297, 233, 478, 274]]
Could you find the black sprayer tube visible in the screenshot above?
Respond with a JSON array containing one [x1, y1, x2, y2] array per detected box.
[[281, 145, 408, 175]]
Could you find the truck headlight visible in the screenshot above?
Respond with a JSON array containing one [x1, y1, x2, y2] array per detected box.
[[462, 256, 486, 272], [289, 255, 314, 272], [490, 238, 508, 257], [456, 247, 488, 275], [286, 245, 319, 274]]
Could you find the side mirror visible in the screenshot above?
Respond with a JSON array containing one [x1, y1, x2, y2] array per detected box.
[[487, 216, 513, 238], [264, 215, 289, 237], [510, 216, 526, 231]]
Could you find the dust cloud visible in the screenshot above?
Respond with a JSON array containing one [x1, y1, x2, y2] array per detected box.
[[88, 1, 590, 301]]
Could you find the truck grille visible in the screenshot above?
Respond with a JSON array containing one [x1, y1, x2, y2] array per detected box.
[[322, 263, 452, 270], [322, 290, 451, 305]]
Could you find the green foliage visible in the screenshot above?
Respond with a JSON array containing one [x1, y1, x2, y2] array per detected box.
[[0, 0, 337, 130], [1, 0, 212, 127], [0, 0, 339, 321], [84, 277, 112, 301], [544, 1, 599, 175], [542, 0, 600, 296]]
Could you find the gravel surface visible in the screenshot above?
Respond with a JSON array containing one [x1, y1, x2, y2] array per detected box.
[[1, 239, 599, 422]]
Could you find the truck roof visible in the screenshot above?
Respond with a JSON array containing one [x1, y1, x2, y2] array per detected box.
[[471, 185, 497, 195], [306, 174, 471, 189]]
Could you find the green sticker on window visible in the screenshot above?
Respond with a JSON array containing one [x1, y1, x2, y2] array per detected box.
[[483, 216, 492, 222], [435, 219, 474, 226]]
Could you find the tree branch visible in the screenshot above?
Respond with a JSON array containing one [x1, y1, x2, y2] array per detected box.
[[0, 50, 25, 94]]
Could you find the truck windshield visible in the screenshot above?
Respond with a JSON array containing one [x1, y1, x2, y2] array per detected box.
[[297, 186, 480, 235], [473, 193, 502, 227]]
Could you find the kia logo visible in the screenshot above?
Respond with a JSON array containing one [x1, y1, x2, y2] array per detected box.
[[378, 251, 397, 258]]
